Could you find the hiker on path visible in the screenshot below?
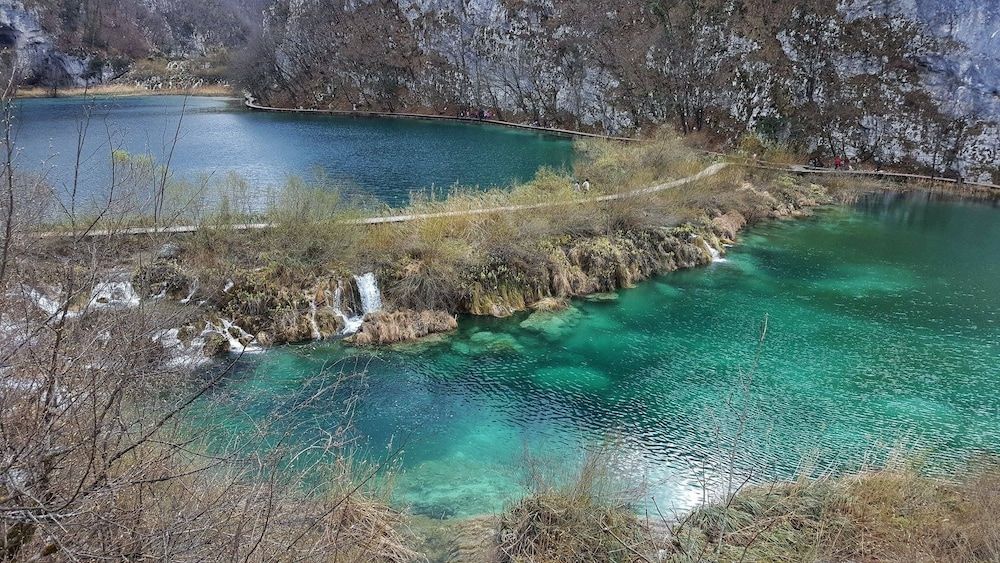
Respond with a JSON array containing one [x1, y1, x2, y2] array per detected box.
[[573, 180, 581, 193], [582, 179, 591, 193], [834, 155, 843, 170]]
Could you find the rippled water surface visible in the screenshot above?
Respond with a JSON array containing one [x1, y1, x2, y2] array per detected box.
[[204, 192, 1000, 519], [14, 96, 574, 205]]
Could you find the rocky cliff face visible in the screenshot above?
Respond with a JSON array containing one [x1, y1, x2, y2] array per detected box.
[[244, 0, 997, 182], [2, 0, 259, 87], [847, 0, 999, 117], [0, 0, 88, 86]]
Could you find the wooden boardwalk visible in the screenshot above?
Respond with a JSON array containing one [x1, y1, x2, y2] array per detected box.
[[41, 163, 729, 237], [41, 156, 1000, 238], [244, 100, 640, 142], [39, 104, 998, 238]]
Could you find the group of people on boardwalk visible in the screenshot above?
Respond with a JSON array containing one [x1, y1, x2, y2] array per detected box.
[[833, 155, 852, 170], [457, 107, 495, 120]]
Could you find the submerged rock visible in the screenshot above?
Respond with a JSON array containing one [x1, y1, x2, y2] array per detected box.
[[519, 306, 582, 340], [451, 330, 524, 356], [584, 292, 619, 302], [351, 309, 457, 346]]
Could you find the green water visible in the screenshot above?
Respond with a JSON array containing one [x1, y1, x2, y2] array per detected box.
[[203, 191, 1000, 519], [15, 96, 574, 206]]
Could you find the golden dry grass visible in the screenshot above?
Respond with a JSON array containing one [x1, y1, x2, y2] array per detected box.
[[671, 464, 1000, 563], [18, 84, 233, 99]]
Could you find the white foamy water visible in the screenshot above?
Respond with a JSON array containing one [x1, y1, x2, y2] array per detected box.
[[26, 288, 63, 316], [207, 319, 263, 354], [700, 238, 727, 263], [355, 272, 383, 315], [90, 281, 142, 309], [332, 283, 364, 335]]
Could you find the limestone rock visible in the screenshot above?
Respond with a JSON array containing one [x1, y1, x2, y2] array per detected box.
[[351, 309, 458, 346]]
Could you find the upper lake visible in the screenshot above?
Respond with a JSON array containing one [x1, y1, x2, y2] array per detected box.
[[13, 96, 575, 207]]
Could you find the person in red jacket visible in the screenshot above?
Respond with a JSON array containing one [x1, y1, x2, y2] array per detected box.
[[834, 155, 843, 170]]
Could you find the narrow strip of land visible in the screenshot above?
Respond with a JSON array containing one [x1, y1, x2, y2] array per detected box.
[[39, 157, 999, 238], [41, 162, 729, 237], [355, 162, 729, 225]]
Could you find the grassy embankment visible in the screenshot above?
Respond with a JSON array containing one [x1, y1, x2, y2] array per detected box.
[[423, 457, 1000, 562]]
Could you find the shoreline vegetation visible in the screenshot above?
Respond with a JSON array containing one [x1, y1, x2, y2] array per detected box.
[[16, 84, 234, 99], [122, 136, 838, 351], [8, 109, 1000, 560], [404, 460, 1000, 562]]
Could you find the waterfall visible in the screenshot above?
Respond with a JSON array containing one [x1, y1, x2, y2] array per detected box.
[[308, 298, 322, 340], [332, 283, 364, 335], [699, 238, 726, 263], [354, 273, 383, 315], [153, 327, 209, 369], [708, 245, 725, 263], [298, 274, 382, 339], [90, 281, 141, 309], [206, 319, 263, 354], [25, 281, 141, 318], [26, 288, 63, 316], [180, 280, 199, 304]]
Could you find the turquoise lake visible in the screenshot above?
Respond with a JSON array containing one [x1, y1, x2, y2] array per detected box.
[[14, 96, 574, 206], [203, 191, 1000, 519]]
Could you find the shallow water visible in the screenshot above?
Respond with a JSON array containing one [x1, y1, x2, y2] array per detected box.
[[14, 96, 574, 206], [201, 191, 1000, 519]]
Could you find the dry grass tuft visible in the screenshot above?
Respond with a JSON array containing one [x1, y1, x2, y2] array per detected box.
[[494, 453, 653, 563], [670, 463, 1000, 562]]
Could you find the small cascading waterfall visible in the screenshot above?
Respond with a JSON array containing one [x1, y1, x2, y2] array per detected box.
[[354, 272, 383, 315], [90, 281, 142, 308], [205, 319, 263, 354], [26, 288, 63, 316], [25, 280, 142, 319], [332, 282, 364, 335], [320, 273, 382, 337], [354, 272, 382, 315], [180, 280, 199, 304], [698, 237, 726, 263], [308, 297, 322, 340]]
